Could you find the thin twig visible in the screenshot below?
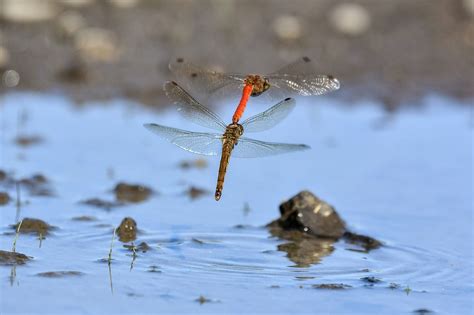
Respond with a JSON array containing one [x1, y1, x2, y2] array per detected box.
[[12, 219, 23, 253]]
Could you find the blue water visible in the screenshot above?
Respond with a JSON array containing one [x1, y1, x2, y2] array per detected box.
[[0, 92, 472, 314]]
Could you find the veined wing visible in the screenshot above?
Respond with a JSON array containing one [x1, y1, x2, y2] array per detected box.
[[163, 81, 227, 132], [265, 74, 340, 97], [169, 58, 246, 100], [144, 123, 223, 156], [233, 137, 310, 158], [241, 97, 296, 133], [271, 56, 317, 75]]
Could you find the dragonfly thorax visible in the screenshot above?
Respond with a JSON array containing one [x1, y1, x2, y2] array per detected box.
[[245, 75, 270, 97], [223, 123, 244, 142]]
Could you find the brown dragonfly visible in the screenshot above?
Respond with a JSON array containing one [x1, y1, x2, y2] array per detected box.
[[169, 56, 340, 123], [144, 81, 309, 201]]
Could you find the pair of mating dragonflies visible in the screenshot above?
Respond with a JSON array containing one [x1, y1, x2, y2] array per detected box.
[[144, 57, 340, 200]]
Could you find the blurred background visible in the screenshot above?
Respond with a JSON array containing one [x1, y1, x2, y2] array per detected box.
[[1, 0, 473, 109]]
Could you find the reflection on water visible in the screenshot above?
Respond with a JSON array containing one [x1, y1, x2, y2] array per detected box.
[[0, 92, 472, 314]]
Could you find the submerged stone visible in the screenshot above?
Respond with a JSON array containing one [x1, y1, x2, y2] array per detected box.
[[116, 217, 137, 242], [80, 198, 123, 210], [113, 182, 153, 203], [312, 283, 352, 290], [36, 271, 84, 278], [0, 250, 31, 265]]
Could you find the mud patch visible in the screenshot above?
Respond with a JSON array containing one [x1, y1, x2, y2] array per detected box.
[[113, 182, 153, 203], [37, 271, 84, 278], [12, 218, 53, 236], [0, 250, 31, 265]]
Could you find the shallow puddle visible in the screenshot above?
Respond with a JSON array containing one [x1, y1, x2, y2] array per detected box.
[[0, 92, 472, 314]]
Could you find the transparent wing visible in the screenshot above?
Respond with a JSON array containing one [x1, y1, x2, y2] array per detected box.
[[241, 98, 296, 133], [163, 81, 227, 131], [271, 56, 317, 75], [265, 74, 340, 98], [169, 58, 246, 101], [233, 137, 310, 158], [144, 123, 223, 156]]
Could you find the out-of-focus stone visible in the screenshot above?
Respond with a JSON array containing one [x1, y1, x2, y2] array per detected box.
[[12, 218, 53, 235], [59, 0, 95, 7], [2, 70, 20, 88], [276, 191, 346, 238], [272, 15, 302, 40], [0, 47, 10, 68], [1, 0, 58, 23], [0, 192, 10, 205], [463, 0, 474, 16], [109, 0, 140, 9], [75, 28, 120, 63], [329, 3, 371, 36], [113, 182, 152, 203], [57, 11, 86, 37]]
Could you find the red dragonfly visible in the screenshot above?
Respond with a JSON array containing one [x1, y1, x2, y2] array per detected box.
[[144, 81, 309, 201], [169, 56, 340, 123]]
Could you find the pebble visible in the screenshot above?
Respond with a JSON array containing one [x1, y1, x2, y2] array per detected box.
[[1, 0, 58, 23], [2, 69, 20, 88], [57, 11, 86, 37], [329, 3, 371, 36], [0, 47, 10, 68], [272, 15, 302, 40], [75, 28, 120, 62]]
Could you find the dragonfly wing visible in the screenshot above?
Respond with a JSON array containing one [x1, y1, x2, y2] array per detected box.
[[144, 123, 223, 156], [164, 81, 227, 131], [270, 56, 317, 75], [241, 98, 296, 133], [169, 58, 246, 100], [232, 137, 310, 158], [266, 74, 340, 97]]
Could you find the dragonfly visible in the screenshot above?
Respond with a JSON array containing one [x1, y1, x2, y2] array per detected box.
[[169, 56, 340, 124], [144, 81, 309, 201]]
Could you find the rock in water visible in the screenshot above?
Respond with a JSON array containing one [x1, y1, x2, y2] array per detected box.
[[275, 191, 346, 238]]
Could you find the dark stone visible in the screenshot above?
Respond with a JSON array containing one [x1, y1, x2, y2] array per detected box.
[[0, 250, 31, 265], [272, 191, 346, 238], [0, 191, 10, 205], [113, 182, 152, 203], [361, 276, 382, 284], [71, 215, 97, 222], [116, 217, 137, 242], [186, 186, 209, 200], [343, 231, 382, 250], [413, 309, 433, 314]]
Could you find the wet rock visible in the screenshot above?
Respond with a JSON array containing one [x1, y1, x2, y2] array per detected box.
[[0, 192, 10, 205], [179, 158, 208, 170], [360, 276, 382, 284], [185, 186, 209, 200], [0, 250, 31, 265], [12, 218, 53, 235], [14, 135, 43, 147], [272, 15, 302, 41], [80, 198, 123, 210], [1, 0, 58, 23], [329, 3, 371, 36], [37, 271, 84, 278], [343, 231, 382, 251], [113, 182, 152, 203], [271, 191, 346, 238], [116, 217, 137, 242], [312, 283, 352, 290], [71, 215, 97, 222]]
